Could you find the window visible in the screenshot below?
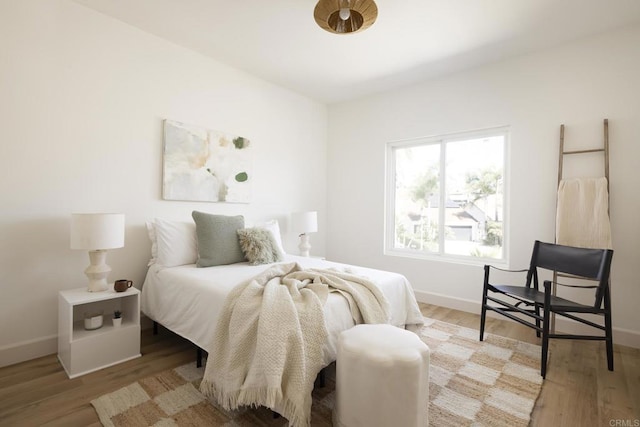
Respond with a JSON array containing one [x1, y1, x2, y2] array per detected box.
[[385, 127, 508, 264]]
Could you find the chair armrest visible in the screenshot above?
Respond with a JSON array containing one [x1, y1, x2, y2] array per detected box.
[[547, 280, 598, 289], [485, 265, 528, 273], [484, 265, 529, 288]]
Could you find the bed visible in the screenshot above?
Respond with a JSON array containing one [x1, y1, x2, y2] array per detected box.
[[140, 214, 424, 425], [141, 254, 424, 366]]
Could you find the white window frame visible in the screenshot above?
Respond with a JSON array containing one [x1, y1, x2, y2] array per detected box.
[[384, 126, 510, 266]]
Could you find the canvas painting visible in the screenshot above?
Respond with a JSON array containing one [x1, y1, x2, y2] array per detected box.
[[163, 120, 252, 203]]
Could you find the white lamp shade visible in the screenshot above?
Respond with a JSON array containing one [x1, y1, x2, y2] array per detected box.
[[292, 211, 318, 234], [70, 213, 125, 250]]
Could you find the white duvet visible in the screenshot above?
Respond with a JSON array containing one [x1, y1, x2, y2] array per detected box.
[[141, 255, 424, 364]]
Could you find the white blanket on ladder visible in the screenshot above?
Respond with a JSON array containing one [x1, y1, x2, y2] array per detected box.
[[556, 177, 612, 249], [199, 262, 390, 427]]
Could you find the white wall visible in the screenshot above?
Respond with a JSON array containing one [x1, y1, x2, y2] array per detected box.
[[327, 25, 640, 347], [0, 0, 327, 366]]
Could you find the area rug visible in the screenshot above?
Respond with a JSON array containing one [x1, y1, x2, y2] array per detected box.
[[91, 318, 543, 426]]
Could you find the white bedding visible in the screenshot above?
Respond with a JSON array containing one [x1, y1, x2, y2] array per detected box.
[[141, 255, 423, 364]]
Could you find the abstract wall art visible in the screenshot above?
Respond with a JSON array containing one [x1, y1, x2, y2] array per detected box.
[[162, 120, 252, 203]]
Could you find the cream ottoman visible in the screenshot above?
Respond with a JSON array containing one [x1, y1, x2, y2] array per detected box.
[[334, 324, 430, 427]]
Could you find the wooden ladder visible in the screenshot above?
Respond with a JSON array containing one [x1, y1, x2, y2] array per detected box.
[[558, 118, 610, 203], [552, 119, 610, 331]]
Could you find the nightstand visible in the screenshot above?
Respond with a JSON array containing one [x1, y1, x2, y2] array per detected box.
[[58, 284, 141, 378]]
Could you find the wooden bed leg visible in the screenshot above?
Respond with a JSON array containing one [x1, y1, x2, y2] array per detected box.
[[153, 321, 158, 335], [196, 347, 203, 368]]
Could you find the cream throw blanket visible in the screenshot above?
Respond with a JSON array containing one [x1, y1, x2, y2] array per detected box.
[[199, 262, 390, 427], [556, 177, 612, 249]]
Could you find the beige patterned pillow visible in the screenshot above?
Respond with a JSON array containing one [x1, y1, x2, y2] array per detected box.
[[237, 227, 284, 265]]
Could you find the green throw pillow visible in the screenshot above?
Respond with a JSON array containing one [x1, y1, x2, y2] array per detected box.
[[192, 211, 245, 267], [237, 227, 284, 265]]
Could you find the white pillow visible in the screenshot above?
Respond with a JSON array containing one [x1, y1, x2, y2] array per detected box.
[[153, 218, 197, 267], [145, 221, 158, 266], [260, 219, 286, 255]]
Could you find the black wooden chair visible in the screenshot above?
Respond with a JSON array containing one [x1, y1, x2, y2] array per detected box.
[[480, 240, 614, 378]]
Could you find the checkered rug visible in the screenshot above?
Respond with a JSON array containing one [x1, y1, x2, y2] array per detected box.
[[91, 318, 543, 426], [422, 317, 543, 426]]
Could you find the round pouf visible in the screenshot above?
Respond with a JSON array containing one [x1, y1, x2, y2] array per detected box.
[[334, 324, 430, 427]]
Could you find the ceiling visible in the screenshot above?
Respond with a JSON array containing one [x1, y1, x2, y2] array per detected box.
[[73, 0, 640, 104]]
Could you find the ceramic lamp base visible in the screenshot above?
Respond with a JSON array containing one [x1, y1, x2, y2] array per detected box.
[[298, 234, 311, 257], [85, 250, 111, 292]]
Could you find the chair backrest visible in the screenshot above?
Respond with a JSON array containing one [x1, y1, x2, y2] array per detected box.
[[528, 240, 613, 308]]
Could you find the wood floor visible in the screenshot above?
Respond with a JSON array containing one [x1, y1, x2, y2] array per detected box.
[[1, 304, 638, 426]]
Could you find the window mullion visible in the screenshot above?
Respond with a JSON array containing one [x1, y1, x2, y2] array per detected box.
[[438, 140, 446, 255], [386, 146, 397, 253]]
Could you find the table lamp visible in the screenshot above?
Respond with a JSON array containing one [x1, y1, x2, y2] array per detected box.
[[70, 213, 125, 292], [292, 211, 318, 257]]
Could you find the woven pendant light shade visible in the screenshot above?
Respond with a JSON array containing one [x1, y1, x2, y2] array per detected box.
[[314, 0, 378, 34]]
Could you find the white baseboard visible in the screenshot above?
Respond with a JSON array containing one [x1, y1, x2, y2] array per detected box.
[[414, 289, 640, 349], [0, 334, 57, 369]]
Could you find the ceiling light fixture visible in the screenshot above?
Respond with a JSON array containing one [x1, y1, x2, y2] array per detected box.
[[314, 0, 378, 35]]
